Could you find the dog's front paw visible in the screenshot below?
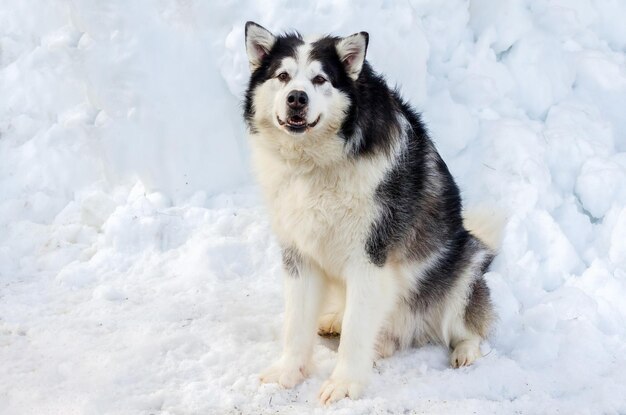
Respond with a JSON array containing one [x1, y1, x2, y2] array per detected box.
[[318, 377, 364, 405], [260, 360, 309, 388]]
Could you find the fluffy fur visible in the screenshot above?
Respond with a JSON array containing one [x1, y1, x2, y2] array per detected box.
[[243, 21, 498, 405]]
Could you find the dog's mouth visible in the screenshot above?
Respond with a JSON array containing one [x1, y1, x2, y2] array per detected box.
[[277, 114, 321, 132]]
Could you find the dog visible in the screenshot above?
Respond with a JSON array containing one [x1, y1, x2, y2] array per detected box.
[[243, 21, 498, 405]]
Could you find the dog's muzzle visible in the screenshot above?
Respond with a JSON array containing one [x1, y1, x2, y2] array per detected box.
[[276, 90, 320, 133], [277, 110, 320, 133]]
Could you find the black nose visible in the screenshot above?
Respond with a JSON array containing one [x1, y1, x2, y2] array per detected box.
[[287, 90, 308, 109]]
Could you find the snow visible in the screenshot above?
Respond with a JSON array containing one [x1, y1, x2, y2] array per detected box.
[[1, 0, 626, 413]]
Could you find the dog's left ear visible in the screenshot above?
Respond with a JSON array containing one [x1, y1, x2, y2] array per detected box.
[[245, 21, 276, 71], [336, 32, 369, 81]]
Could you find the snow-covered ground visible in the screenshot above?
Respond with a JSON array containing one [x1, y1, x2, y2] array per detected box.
[[2, 0, 626, 413]]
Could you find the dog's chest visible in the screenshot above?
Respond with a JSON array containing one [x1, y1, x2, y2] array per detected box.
[[258, 158, 383, 275]]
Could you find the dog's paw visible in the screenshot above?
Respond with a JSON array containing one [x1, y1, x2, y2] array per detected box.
[[450, 340, 481, 368], [318, 377, 364, 405], [318, 312, 343, 336], [259, 360, 309, 388]]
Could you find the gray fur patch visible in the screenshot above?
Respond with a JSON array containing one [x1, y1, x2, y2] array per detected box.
[[464, 275, 495, 337], [281, 246, 303, 277]]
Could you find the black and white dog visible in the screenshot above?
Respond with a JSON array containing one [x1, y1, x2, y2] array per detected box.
[[243, 22, 498, 405]]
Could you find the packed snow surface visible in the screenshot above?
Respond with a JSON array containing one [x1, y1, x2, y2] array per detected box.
[[2, 0, 626, 414]]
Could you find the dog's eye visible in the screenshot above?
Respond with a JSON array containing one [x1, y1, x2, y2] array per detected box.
[[312, 75, 327, 85], [277, 72, 290, 82]]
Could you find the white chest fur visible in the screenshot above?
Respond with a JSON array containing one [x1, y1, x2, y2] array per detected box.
[[250, 135, 391, 278]]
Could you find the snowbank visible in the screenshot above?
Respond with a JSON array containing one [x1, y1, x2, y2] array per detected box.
[[1, 0, 626, 413]]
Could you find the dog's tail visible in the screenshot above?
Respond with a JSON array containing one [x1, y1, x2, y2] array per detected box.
[[463, 206, 507, 251]]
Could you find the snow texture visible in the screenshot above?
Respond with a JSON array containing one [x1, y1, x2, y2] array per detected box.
[[1, 0, 626, 414]]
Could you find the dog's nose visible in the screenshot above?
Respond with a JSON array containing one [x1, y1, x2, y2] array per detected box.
[[287, 90, 308, 109]]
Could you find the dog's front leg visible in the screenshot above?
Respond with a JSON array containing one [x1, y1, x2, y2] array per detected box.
[[319, 261, 397, 404], [260, 248, 325, 388]]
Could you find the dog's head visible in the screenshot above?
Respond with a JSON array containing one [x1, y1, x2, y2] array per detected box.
[[243, 22, 368, 139]]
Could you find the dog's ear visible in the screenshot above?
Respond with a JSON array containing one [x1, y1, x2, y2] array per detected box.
[[336, 32, 369, 80], [245, 21, 276, 71]]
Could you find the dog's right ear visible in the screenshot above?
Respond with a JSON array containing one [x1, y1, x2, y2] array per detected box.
[[245, 22, 276, 71]]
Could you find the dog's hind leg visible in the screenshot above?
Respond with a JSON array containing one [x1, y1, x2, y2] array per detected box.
[[444, 207, 502, 367], [430, 236, 495, 368], [444, 208, 502, 368], [447, 276, 494, 368], [318, 280, 345, 336]]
